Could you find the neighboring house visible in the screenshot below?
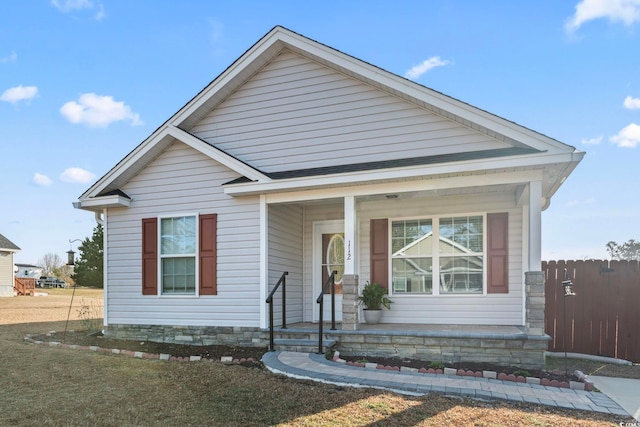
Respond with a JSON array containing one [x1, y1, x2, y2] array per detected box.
[[0, 233, 20, 297], [15, 263, 44, 279], [74, 26, 583, 367]]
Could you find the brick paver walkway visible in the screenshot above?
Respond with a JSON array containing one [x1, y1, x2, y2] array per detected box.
[[262, 351, 629, 417]]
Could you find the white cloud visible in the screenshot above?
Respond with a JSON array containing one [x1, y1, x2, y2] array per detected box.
[[60, 167, 96, 184], [0, 85, 38, 104], [95, 3, 106, 20], [623, 95, 640, 109], [565, 0, 640, 32], [33, 173, 52, 187], [581, 135, 603, 145], [208, 18, 225, 55], [60, 93, 143, 127], [51, 0, 106, 20], [51, 0, 93, 12], [1, 51, 17, 63], [404, 56, 450, 80], [565, 197, 596, 207], [610, 123, 640, 147]]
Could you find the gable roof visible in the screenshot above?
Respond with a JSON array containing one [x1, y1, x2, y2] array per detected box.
[[0, 233, 20, 252], [76, 26, 583, 210]]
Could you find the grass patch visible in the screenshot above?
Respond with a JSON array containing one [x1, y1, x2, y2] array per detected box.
[[0, 292, 634, 426], [546, 356, 640, 380]]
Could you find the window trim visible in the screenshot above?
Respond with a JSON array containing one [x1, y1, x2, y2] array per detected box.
[[157, 212, 199, 298], [388, 213, 487, 297]]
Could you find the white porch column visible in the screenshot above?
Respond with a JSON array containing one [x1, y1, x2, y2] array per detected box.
[[344, 195, 357, 274], [528, 181, 542, 271], [259, 195, 268, 329], [342, 195, 359, 330]]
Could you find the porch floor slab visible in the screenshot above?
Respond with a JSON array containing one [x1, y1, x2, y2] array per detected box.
[[262, 351, 630, 418], [276, 322, 544, 339]]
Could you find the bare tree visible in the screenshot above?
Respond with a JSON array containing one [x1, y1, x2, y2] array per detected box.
[[38, 253, 63, 276], [606, 239, 640, 261]]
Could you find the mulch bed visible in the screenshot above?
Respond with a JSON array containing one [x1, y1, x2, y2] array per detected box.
[[337, 354, 579, 383], [31, 331, 268, 366], [32, 330, 579, 383]]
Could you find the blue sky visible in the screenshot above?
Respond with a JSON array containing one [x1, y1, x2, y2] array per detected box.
[[1, 0, 639, 264]]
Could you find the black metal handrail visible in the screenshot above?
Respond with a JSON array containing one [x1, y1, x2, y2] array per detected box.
[[316, 270, 337, 353], [266, 271, 288, 351]]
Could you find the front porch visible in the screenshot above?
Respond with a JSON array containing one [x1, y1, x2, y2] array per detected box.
[[261, 173, 547, 329], [270, 322, 549, 369]]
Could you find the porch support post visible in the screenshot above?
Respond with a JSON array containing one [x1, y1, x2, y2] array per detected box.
[[342, 196, 359, 331], [525, 271, 546, 336], [525, 182, 546, 339], [528, 181, 542, 271], [344, 195, 356, 274]]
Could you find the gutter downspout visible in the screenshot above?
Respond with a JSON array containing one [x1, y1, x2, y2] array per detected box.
[[94, 211, 105, 226], [96, 209, 107, 330]]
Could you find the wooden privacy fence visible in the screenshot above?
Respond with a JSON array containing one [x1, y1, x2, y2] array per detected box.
[[544, 259, 640, 363], [14, 277, 36, 296]]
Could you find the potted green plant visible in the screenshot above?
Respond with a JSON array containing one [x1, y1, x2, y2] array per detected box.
[[359, 281, 392, 324]]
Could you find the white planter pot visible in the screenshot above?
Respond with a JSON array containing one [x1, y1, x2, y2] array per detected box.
[[363, 309, 382, 324]]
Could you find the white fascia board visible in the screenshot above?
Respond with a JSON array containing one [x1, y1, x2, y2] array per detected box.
[[262, 170, 544, 205], [224, 151, 577, 197], [74, 195, 131, 211], [166, 126, 270, 182], [79, 126, 174, 200], [276, 30, 581, 155], [79, 125, 270, 201], [170, 30, 282, 127]]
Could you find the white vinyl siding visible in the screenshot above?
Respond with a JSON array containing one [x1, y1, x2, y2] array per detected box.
[[190, 51, 510, 173], [356, 191, 523, 326], [0, 252, 14, 297], [105, 142, 261, 327], [267, 204, 303, 324]]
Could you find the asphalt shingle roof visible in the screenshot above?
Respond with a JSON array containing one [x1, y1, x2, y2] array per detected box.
[[224, 146, 541, 185], [0, 233, 20, 251]]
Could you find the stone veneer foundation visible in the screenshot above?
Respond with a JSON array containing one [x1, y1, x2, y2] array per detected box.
[[104, 324, 268, 347], [106, 323, 550, 369], [329, 330, 550, 369]]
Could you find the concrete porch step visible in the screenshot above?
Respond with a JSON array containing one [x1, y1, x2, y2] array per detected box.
[[274, 338, 337, 354]]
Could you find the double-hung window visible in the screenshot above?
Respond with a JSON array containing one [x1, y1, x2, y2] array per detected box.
[[438, 216, 483, 294], [391, 215, 484, 295], [160, 215, 197, 295], [392, 219, 434, 293]]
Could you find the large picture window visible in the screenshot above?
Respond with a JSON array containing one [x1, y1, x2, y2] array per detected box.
[[391, 215, 484, 295], [160, 215, 196, 295]]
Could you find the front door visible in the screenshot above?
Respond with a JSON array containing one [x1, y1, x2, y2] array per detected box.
[[313, 221, 344, 322]]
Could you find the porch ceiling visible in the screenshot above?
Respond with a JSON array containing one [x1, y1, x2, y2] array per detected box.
[[274, 183, 525, 207], [355, 183, 524, 203]]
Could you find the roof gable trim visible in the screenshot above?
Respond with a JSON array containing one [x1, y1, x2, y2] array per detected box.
[[167, 126, 269, 182], [78, 125, 270, 202], [182, 26, 578, 155]]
